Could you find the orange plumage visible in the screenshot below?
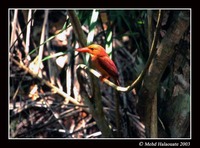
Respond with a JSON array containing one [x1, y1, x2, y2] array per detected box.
[[76, 44, 120, 85]]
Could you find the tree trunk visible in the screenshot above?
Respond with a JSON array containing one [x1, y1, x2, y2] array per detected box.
[[138, 11, 190, 138]]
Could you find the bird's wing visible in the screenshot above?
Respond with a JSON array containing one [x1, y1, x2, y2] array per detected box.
[[98, 56, 119, 78]]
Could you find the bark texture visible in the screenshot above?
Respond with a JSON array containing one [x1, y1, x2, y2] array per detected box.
[[138, 11, 190, 138]]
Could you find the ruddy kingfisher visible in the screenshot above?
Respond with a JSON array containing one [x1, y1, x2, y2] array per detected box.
[[76, 44, 120, 85]]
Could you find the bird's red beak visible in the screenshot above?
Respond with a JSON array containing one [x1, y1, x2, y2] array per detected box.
[[76, 47, 90, 53]]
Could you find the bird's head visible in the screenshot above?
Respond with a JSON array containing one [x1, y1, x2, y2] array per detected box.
[[76, 44, 108, 57]]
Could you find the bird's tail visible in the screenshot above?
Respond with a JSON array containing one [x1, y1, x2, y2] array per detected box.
[[101, 76, 120, 86]]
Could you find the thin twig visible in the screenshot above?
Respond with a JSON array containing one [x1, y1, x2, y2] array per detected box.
[[25, 9, 32, 60], [41, 96, 71, 137], [138, 10, 163, 138], [10, 54, 83, 107], [34, 10, 49, 76], [67, 10, 87, 47], [10, 10, 36, 51], [147, 10, 153, 50], [10, 9, 18, 52], [77, 64, 128, 91], [65, 121, 97, 137]]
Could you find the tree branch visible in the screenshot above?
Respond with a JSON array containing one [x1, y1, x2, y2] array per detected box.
[[68, 10, 113, 137], [138, 10, 190, 138], [10, 54, 82, 107], [67, 10, 87, 47]]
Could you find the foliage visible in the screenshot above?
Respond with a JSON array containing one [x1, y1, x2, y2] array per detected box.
[[9, 9, 190, 138]]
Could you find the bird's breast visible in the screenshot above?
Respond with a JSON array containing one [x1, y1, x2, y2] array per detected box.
[[91, 56, 110, 77]]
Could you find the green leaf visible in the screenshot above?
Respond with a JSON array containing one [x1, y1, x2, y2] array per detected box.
[[42, 52, 66, 62]]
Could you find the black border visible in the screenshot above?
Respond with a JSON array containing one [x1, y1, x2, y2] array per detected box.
[[2, 0, 197, 147]]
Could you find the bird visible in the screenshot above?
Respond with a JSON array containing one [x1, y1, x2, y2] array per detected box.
[[76, 44, 120, 86]]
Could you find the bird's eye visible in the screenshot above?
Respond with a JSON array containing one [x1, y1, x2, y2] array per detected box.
[[90, 48, 94, 50]]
